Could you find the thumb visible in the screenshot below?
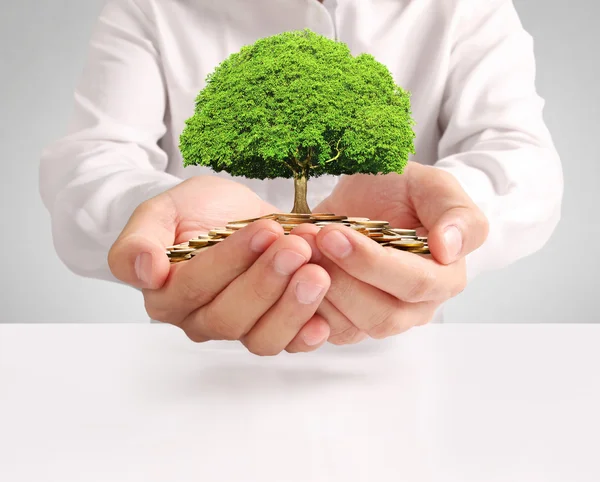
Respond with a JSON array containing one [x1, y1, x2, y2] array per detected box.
[[407, 163, 489, 265], [108, 194, 177, 290]]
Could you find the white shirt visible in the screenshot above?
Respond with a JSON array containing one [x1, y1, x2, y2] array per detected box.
[[39, 0, 563, 322]]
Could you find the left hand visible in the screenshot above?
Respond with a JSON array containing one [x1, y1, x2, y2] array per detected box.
[[291, 161, 489, 344]]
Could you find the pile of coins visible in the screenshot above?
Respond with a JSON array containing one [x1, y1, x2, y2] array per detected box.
[[166, 213, 430, 264]]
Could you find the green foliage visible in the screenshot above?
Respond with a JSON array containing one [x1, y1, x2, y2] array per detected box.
[[180, 29, 415, 180]]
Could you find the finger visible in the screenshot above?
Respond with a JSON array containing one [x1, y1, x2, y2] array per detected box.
[[242, 264, 330, 356], [290, 224, 322, 262], [108, 193, 180, 290], [407, 163, 490, 264], [293, 226, 368, 345], [316, 224, 466, 303], [320, 254, 438, 338], [316, 254, 408, 338], [317, 298, 367, 345], [143, 219, 283, 324], [285, 314, 331, 353], [180, 234, 312, 342]]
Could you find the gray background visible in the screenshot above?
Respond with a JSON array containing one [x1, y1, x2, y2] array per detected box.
[[0, 0, 597, 323]]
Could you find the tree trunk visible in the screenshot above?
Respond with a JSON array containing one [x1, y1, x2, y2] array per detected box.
[[292, 174, 311, 214]]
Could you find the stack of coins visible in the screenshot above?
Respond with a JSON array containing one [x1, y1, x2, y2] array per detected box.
[[166, 213, 430, 263]]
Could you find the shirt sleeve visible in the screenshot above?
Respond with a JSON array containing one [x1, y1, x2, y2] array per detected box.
[[434, 0, 564, 282], [39, 0, 181, 283]]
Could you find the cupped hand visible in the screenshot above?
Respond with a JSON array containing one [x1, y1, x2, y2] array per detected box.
[[108, 176, 331, 355], [293, 161, 489, 343]]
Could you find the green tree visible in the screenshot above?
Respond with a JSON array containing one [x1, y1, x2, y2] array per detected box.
[[180, 29, 416, 214]]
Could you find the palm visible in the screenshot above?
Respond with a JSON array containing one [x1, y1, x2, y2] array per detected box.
[[314, 169, 424, 232], [168, 177, 279, 244]]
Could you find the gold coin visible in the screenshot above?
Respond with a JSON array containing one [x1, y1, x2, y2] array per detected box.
[[387, 228, 417, 236], [274, 213, 313, 219], [167, 247, 195, 255], [346, 217, 370, 223], [277, 217, 315, 224], [208, 229, 234, 237], [207, 238, 225, 245], [229, 216, 262, 224], [166, 245, 186, 251], [310, 215, 348, 221], [189, 239, 210, 248], [389, 240, 424, 248], [377, 234, 403, 242], [225, 223, 249, 230], [360, 220, 389, 228], [281, 224, 304, 231], [169, 252, 193, 260], [407, 247, 431, 254], [315, 221, 350, 227]]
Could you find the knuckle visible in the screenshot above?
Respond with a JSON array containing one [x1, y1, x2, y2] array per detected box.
[[365, 301, 397, 331], [367, 302, 409, 339], [328, 273, 355, 302], [405, 267, 437, 302], [245, 341, 281, 357], [144, 299, 171, 324], [328, 324, 361, 345], [369, 312, 409, 339], [205, 306, 244, 340], [368, 317, 396, 339], [246, 275, 280, 304], [184, 327, 208, 343], [177, 271, 216, 305]]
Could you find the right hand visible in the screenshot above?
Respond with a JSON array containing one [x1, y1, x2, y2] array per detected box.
[[108, 176, 331, 355]]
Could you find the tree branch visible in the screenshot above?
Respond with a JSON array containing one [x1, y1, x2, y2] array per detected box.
[[283, 160, 297, 175], [323, 138, 343, 164]]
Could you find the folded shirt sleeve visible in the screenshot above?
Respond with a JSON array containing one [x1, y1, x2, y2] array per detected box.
[[39, 0, 181, 283], [434, 0, 564, 282]]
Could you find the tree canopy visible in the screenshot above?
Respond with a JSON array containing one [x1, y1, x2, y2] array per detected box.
[[180, 29, 416, 183]]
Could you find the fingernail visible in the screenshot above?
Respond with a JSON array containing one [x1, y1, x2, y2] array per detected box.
[[134, 252, 153, 287], [250, 229, 278, 253], [443, 225, 463, 260], [321, 230, 352, 258], [295, 281, 326, 304], [273, 249, 306, 275], [302, 331, 326, 347]]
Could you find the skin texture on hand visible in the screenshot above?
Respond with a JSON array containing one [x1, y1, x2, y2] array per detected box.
[[108, 176, 331, 355], [293, 161, 490, 343]]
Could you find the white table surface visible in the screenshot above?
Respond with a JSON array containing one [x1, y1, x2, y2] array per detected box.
[[0, 324, 599, 482]]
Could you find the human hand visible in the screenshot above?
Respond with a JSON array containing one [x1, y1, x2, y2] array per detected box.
[[292, 161, 489, 343], [108, 176, 331, 355]]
